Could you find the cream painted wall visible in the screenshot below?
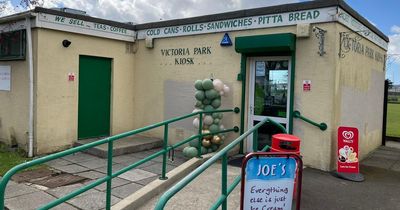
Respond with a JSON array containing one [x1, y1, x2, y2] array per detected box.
[[292, 23, 337, 171], [0, 30, 38, 151], [35, 28, 135, 154], [334, 24, 386, 165], [0, 58, 29, 148], [133, 24, 339, 170]]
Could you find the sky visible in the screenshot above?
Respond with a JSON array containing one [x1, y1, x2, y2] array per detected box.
[[3, 0, 400, 84]]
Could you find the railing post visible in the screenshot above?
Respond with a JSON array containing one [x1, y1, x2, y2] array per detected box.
[[106, 141, 113, 210], [253, 127, 258, 152], [197, 113, 203, 158], [221, 154, 228, 210], [160, 124, 169, 180]]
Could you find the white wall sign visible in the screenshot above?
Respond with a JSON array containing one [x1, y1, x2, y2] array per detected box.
[[0, 66, 11, 91], [35, 13, 136, 42], [242, 157, 297, 210], [337, 8, 388, 50], [138, 7, 337, 39]]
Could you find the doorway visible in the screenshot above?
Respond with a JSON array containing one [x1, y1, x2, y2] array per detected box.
[[248, 57, 291, 151], [78, 55, 112, 139]]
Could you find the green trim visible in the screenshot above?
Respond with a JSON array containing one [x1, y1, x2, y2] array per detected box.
[[239, 55, 247, 154], [235, 33, 296, 53], [293, 111, 328, 131], [288, 51, 296, 134], [236, 33, 296, 138]]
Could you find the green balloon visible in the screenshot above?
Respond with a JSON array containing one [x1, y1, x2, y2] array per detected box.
[[211, 99, 221, 109], [189, 139, 198, 147], [211, 144, 219, 152], [201, 146, 208, 155], [183, 146, 189, 155], [195, 101, 203, 108], [218, 113, 224, 119], [205, 89, 218, 100], [208, 148, 213, 153], [209, 124, 220, 133], [213, 118, 220, 124], [212, 113, 219, 118], [195, 91, 205, 101], [202, 99, 211, 105], [204, 105, 214, 115], [195, 80, 204, 90], [185, 147, 198, 158], [202, 79, 214, 90]]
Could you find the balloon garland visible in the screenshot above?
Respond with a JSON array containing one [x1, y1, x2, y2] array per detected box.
[[183, 78, 230, 158]]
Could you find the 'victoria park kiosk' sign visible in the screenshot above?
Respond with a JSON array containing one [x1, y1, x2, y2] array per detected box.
[[241, 153, 302, 210]]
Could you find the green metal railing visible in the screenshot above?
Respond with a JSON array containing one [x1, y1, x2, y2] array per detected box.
[[154, 117, 287, 210], [293, 110, 328, 131], [0, 108, 240, 210]]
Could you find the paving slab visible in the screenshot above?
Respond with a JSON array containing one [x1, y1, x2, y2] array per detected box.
[[4, 181, 39, 199], [84, 177, 131, 191], [140, 162, 176, 175], [46, 159, 73, 167], [66, 191, 120, 210], [75, 170, 106, 179], [117, 169, 157, 182], [93, 163, 128, 174], [46, 183, 99, 199], [61, 152, 98, 163], [111, 182, 143, 199], [52, 164, 91, 174], [132, 175, 159, 186], [112, 154, 142, 164], [76, 158, 111, 169], [5, 191, 77, 210]]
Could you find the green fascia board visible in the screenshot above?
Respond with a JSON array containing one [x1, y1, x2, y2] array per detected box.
[[235, 33, 296, 53]]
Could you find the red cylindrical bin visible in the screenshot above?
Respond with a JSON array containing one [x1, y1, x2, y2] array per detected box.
[[271, 133, 300, 155], [271, 133, 301, 199]]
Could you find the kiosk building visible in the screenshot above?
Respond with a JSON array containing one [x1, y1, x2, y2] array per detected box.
[[0, 0, 388, 170]]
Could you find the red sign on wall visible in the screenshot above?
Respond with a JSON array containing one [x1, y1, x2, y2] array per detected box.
[[337, 127, 359, 173], [303, 80, 311, 91]]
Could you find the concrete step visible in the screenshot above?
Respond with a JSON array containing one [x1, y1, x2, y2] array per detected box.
[[74, 135, 163, 158]]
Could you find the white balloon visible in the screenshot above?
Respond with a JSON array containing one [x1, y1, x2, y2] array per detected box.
[[219, 124, 225, 131], [223, 85, 230, 94], [204, 115, 214, 126], [192, 108, 202, 113], [219, 91, 225, 96], [213, 79, 224, 91], [193, 118, 200, 128]]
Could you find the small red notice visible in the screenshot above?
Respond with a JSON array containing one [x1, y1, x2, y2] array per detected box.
[[337, 126, 359, 173], [303, 80, 311, 91]]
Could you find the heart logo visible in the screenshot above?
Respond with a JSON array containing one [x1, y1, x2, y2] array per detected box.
[[342, 131, 354, 140]]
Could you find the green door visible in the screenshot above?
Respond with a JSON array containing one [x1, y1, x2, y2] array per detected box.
[[78, 55, 111, 139]]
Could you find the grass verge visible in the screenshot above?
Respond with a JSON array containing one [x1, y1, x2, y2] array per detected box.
[[387, 103, 400, 137], [0, 144, 45, 176]]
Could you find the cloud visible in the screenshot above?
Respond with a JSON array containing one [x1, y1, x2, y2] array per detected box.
[[388, 25, 400, 64], [41, 0, 299, 24]]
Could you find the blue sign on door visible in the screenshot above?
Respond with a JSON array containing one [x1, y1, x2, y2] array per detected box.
[[243, 157, 297, 210], [220, 33, 232, 46]]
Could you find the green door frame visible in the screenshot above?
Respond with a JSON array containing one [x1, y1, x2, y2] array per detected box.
[[235, 33, 296, 153], [78, 55, 112, 139]]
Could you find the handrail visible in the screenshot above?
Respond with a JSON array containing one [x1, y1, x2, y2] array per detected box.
[[154, 117, 287, 210], [0, 107, 240, 210], [293, 110, 327, 131]]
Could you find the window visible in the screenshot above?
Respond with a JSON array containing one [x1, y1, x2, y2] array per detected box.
[[0, 30, 26, 60]]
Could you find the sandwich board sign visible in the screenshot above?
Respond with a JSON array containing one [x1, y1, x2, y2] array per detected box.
[[335, 126, 364, 182], [241, 153, 302, 210]]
